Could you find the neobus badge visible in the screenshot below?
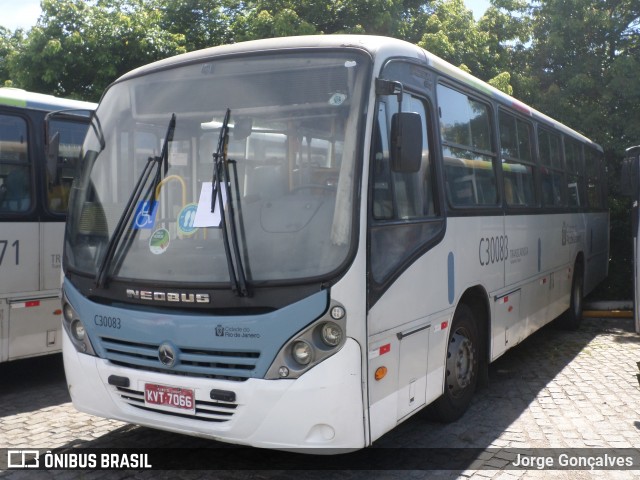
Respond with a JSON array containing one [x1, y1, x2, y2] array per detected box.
[[126, 289, 210, 304]]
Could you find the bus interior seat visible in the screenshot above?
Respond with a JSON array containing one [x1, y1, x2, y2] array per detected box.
[[450, 174, 476, 206], [504, 177, 525, 205], [245, 164, 287, 201], [48, 181, 70, 212], [0, 168, 29, 211]]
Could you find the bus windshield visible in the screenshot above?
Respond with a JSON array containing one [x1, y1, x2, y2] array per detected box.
[[65, 51, 369, 287]]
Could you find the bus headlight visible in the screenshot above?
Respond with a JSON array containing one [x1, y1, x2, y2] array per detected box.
[[292, 341, 313, 365], [71, 319, 86, 342], [265, 300, 347, 379], [61, 294, 96, 356], [320, 322, 342, 347], [63, 303, 75, 323]]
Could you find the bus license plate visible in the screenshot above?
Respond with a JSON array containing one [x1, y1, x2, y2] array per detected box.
[[144, 383, 195, 413]]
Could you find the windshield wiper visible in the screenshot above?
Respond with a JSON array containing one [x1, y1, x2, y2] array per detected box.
[[95, 113, 176, 289], [212, 108, 249, 297]]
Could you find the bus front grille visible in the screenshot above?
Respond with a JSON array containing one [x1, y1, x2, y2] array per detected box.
[[100, 336, 260, 381], [115, 386, 237, 423]]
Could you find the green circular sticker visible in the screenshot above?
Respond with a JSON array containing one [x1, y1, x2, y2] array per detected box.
[[149, 228, 170, 255]]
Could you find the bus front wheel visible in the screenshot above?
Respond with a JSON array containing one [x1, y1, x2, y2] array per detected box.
[[430, 303, 479, 423]]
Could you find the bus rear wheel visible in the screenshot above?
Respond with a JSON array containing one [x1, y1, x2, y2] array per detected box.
[[557, 263, 583, 330], [430, 303, 479, 423]]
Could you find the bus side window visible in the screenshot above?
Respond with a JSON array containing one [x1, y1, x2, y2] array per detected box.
[[585, 147, 604, 208], [438, 84, 497, 208], [499, 110, 536, 207], [539, 128, 566, 207], [372, 95, 434, 221], [370, 92, 440, 284], [0, 114, 31, 213], [372, 123, 393, 219], [47, 119, 91, 214], [564, 137, 584, 207]]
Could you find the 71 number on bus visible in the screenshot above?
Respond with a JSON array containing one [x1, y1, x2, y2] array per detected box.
[[0, 239, 19, 266]]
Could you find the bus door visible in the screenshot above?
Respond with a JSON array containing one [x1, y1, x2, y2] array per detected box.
[[367, 75, 445, 440], [621, 146, 640, 333]]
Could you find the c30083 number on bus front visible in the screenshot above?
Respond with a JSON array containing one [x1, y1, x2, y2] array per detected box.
[[94, 315, 121, 329]]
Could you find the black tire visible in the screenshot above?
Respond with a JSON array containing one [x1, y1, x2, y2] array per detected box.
[[429, 303, 479, 423], [557, 263, 584, 330]]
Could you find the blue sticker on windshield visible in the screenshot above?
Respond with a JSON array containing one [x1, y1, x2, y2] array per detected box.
[[132, 200, 158, 229]]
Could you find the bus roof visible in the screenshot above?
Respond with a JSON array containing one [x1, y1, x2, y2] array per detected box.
[[113, 35, 601, 152], [0, 87, 96, 112]]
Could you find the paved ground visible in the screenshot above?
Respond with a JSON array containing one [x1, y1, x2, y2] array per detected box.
[[1, 316, 640, 479]]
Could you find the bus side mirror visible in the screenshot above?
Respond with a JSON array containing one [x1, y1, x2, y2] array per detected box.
[[390, 112, 422, 173], [620, 156, 639, 197], [46, 131, 60, 185]]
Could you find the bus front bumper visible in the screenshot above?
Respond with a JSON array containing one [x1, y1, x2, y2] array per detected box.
[[63, 332, 366, 451]]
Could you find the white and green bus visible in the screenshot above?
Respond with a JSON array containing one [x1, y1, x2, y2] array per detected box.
[[0, 88, 95, 362], [61, 36, 608, 449]]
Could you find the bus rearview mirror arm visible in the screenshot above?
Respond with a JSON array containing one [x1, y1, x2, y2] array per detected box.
[[375, 78, 404, 109], [376, 78, 422, 174]]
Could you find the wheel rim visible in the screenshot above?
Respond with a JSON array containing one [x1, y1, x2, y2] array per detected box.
[[445, 328, 475, 398]]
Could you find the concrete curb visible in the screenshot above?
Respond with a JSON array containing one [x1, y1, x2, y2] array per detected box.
[[583, 309, 633, 318], [584, 300, 633, 311]]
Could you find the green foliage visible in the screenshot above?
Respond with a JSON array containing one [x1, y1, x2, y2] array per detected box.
[[522, 0, 640, 300], [418, 0, 491, 77], [7, 0, 187, 101], [227, 0, 429, 40], [155, 0, 237, 50], [0, 27, 25, 86], [488, 72, 513, 95], [231, 5, 318, 41]]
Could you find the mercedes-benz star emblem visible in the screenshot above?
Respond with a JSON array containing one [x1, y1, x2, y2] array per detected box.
[[158, 343, 177, 368]]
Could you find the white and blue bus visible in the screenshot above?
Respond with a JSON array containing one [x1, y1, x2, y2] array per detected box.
[[61, 36, 608, 449], [0, 88, 95, 362]]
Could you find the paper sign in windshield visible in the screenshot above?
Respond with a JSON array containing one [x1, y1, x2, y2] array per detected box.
[[193, 182, 226, 228]]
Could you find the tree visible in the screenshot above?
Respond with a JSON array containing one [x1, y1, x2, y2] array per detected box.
[[155, 0, 240, 50], [522, 0, 640, 300], [416, 0, 527, 93], [526, 0, 640, 148], [479, 0, 532, 99], [488, 71, 513, 95], [230, 2, 318, 42], [228, 0, 429, 41], [0, 27, 25, 86], [10, 0, 187, 101], [417, 0, 491, 77]]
